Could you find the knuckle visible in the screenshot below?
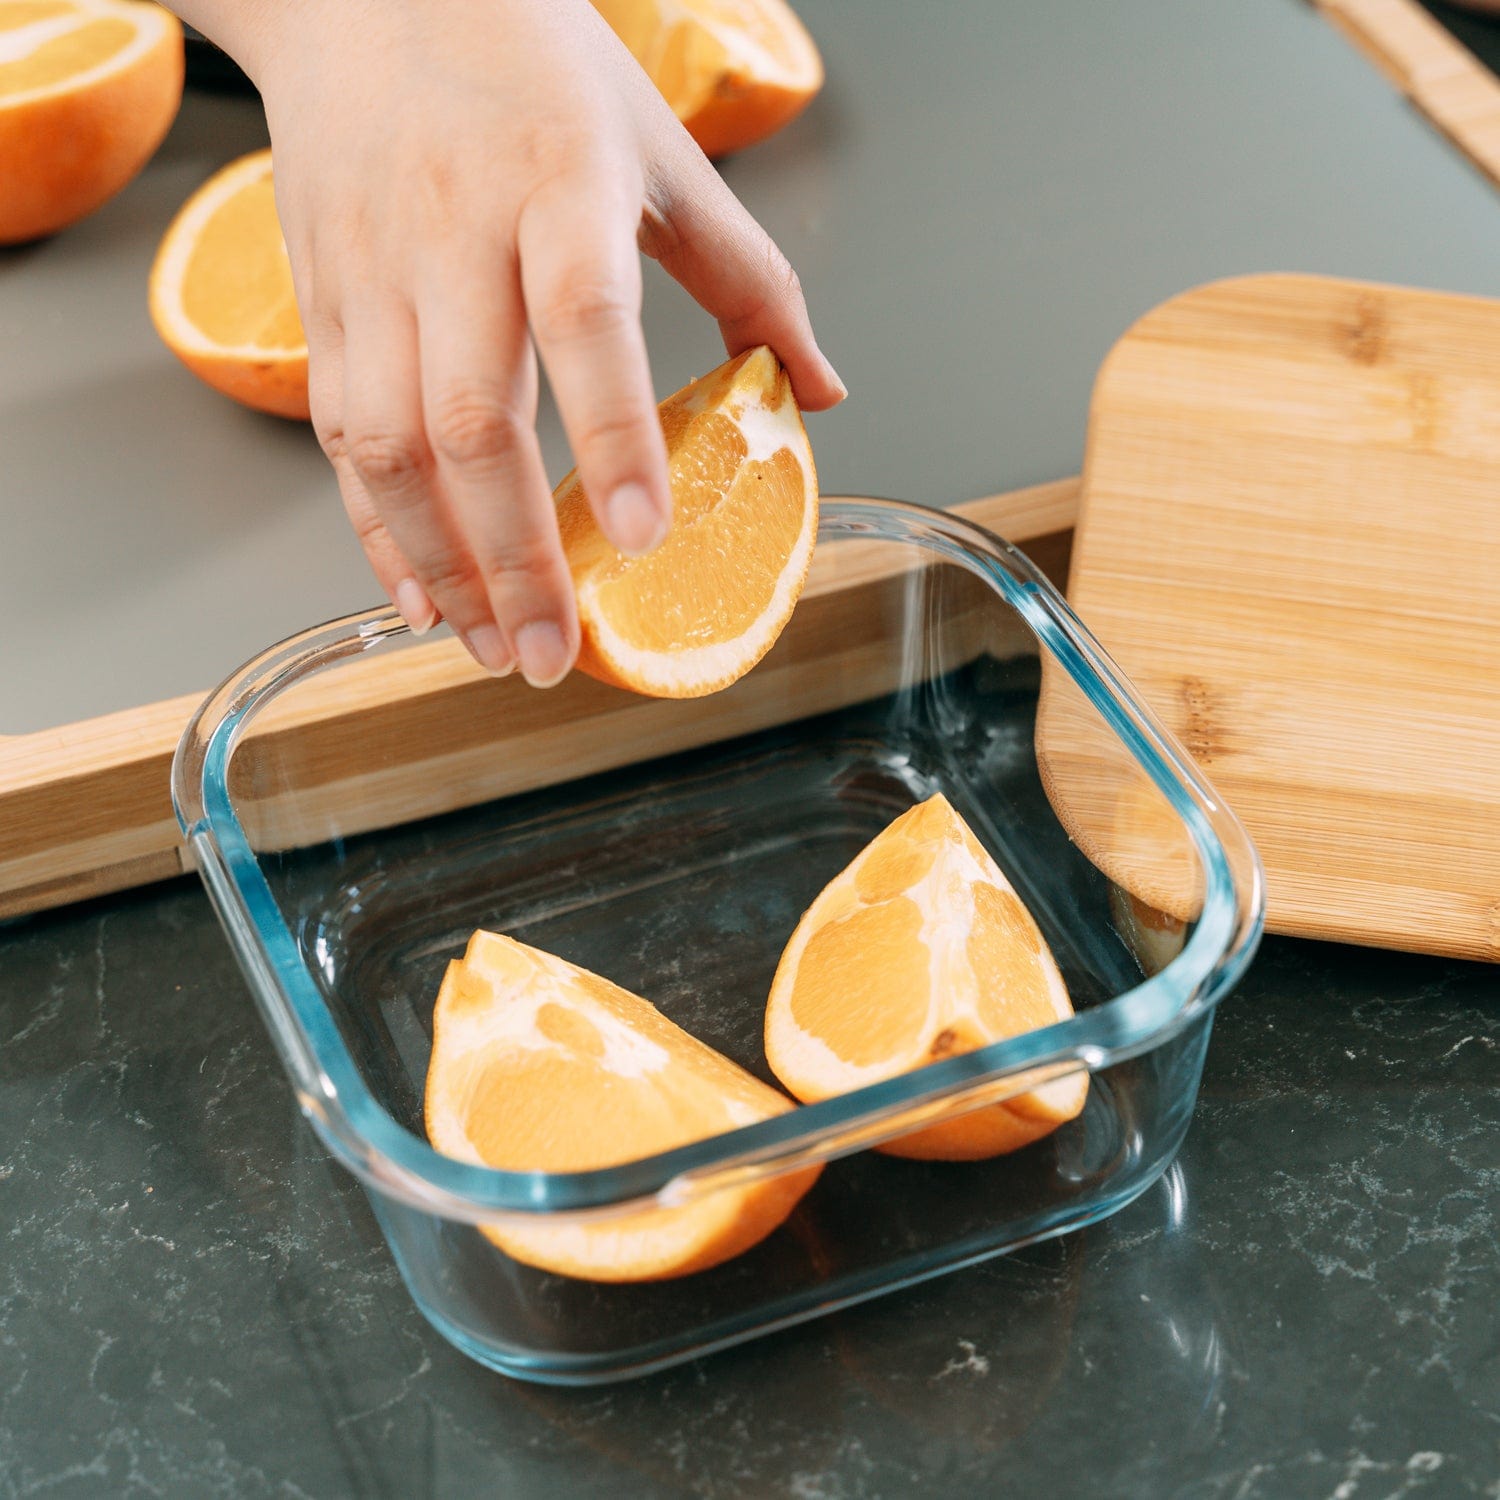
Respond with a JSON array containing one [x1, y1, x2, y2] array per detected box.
[[344, 502, 387, 548], [347, 425, 427, 491], [301, 298, 341, 346], [512, 123, 580, 185], [517, 129, 615, 207], [308, 383, 345, 461], [316, 423, 347, 465], [339, 507, 387, 561], [428, 384, 526, 469], [535, 276, 633, 347], [481, 534, 560, 589], [636, 197, 683, 263], [724, 241, 804, 332], [780, 252, 804, 301], [763, 241, 801, 302], [574, 403, 649, 458], [417, 553, 485, 603]]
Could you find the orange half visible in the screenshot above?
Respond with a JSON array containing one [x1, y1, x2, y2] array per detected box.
[[0, 0, 183, 244], [593, 0, 823, 158], [425, 930, 821, 1282], [148, 147, 310, 420], [764, 795, 1089, 1160], [557, 344, 818, 698]]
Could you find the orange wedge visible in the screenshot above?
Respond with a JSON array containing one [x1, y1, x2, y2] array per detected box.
[[148, 147, 310, 420], [1109, 886, 1188, 978], [425, 930, 822, 1282], [556, 344, 817, 698], [0, 0, 183, 244], [764, 795, 1089, 1160], [593, 0, 822, 159]]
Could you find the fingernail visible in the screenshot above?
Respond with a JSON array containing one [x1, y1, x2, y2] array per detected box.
[[825, 362, 849, 401], [464, 623, 514, 676], [604, 481, 669, 555], [394, 578, 437, 635], [515, 621, 572, 688]]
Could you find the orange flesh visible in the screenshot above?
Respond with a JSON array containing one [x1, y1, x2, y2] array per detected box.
[[552, 344, 816, 696], [786, 808, 1063, 1068], [0, 2, 73, 31], [462, 1048, 711, 1169], [448, 954, 776, 1172], [765, 795, 1087, 1159], [535, 1000, 605, 1058], [853, 834, 938, 903], [969, 882, 1056, 1035], [791, 897, 931, 1069], [594, 450, 810, 651], [588, 423, 805, 652], [179, 175, 301, 350], [0, 15, 133, 95], [425, 932, 822, 1280]]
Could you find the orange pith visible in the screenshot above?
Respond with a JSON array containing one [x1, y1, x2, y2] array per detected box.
[[592, 0, 823, 159], [425, 930, 821, 1282], [148, 148, 310, 420], [0, 0, 183, 245], [764, 795, 1089, 1160], [556, 345, 818, 698]]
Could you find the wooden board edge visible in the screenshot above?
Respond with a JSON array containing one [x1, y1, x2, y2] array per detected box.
[[1318, 0, 1500, 189], [0, 481, 1079, 919], [0, 846, 193, 923]]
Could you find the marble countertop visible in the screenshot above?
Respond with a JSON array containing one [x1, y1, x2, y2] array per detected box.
[[2, 881, 1495, 1498]]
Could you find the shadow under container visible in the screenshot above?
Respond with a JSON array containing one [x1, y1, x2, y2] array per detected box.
[[173, 497, 1264, 1385]]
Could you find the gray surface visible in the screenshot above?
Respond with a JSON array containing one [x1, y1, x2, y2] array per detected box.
[[3, 886, 1496, 1497], [7, 0, 1500, 731]]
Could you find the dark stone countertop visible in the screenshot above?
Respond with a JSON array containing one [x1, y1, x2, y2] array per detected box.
[[2, 880, 1496, 1498]]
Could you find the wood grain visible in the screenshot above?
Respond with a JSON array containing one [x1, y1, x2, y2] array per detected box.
[[1320, 0, 1500, 188], [0, 483, 1077, 920], [1043, 274, 1500, 962]]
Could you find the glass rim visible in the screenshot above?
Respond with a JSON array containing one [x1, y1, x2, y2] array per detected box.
[[172, 495, 1265, 1221]]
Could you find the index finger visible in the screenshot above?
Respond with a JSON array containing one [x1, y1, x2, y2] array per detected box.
[[517, 176, 671, 556]]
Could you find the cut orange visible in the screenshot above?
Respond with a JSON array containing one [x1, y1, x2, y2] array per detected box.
[[425, 930, 821, 1282], [1108, 886, 1188, 978], [0, 0, 183, 245], [148, 147, 310, 420], [764, 795, 1089, 1160], [556, 344, 817, 698], [593, 0, 822, 159]]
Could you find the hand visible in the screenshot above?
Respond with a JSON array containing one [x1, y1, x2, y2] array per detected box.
[[182, 0, 845, 685]]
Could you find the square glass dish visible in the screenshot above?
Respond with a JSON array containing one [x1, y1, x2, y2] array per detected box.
[[173, 496, 1263, 1385]]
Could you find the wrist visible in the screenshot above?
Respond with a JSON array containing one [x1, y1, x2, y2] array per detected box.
[[167, 0, 326, 90]]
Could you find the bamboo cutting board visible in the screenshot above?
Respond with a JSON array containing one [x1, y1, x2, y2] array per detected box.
[[1051, 274, 1500, 962]]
